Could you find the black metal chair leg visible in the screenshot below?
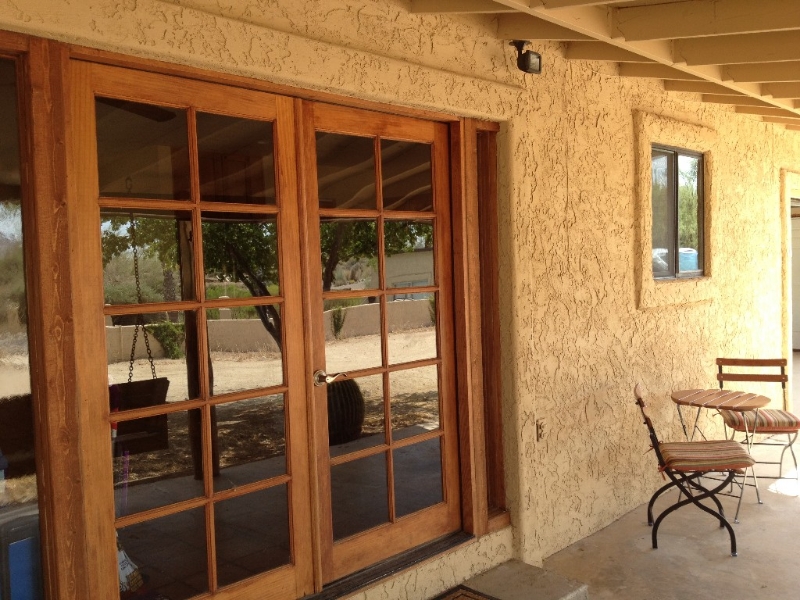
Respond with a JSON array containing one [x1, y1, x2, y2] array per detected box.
[[686, 476, 726, 522], [647, 479, 681, 525], [646, 473, 721, 525], [651, 472, 738, 556]]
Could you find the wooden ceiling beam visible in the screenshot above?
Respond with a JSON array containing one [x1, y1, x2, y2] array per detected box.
[[492, 0, 627, 42], [489, 0, 800, 114], [411, 0, 516, 12], [702, 95, 773, 106], [664, 80, 746, 95], [618, 63, 702, 80], [498, 14, 591, 41], [613, 0, 800, 42], [722, 61, 800, 83], [674, 31, 800, 66], [541, 0, 628, 7], [564, 41, 653, 62], [763, 116, 800, 124], [762, 82, 800, 98], [735, 106, 800, 118], [703, 94, 796, 110]]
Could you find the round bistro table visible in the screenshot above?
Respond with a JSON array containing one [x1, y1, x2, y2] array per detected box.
[[670, 388, 772, 522], [671, 388, 770, 441]]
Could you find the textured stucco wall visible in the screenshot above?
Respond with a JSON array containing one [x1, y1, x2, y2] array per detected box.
[[5, 0, 800, 595]]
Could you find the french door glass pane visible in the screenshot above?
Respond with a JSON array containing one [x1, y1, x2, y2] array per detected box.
[[214, 395, 287, 492], [202, 215, 280, 298], [324, 297, 382, 373], [95, 98, 191, 200], [387, 292, 437, 365], [207, 305, 284, 395], [0, 58, 44, 600], [113, 409, 205, 517], [101, 210, 194, 305], [106, 310, 196, 405], [117, 507, 208, 600], [328, 374, 384, 458], [197, 113, 276, 205], [214, 485, 291, 587], [389, 365, 440, 441], [319, 219, 378, 292], [330, 453, 389, 540], [384, 220, 434, 287], [393, 438, 443, 518], [380, 140, 433, 212], [316, 132, 377, 210]]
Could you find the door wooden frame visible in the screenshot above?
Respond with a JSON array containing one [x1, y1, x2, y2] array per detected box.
[[17, 36, 95, 600], [298, 101, 461, 586], [67, 60, 316, 599], [5, 32, 508, 600]]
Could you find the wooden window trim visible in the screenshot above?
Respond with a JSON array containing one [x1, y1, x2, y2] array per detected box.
[[634, 110, 717, 310], [17, 38, 93, 599], [476, 126, 508, 527], [450, 118, 508, 537], [0, 29, 29, 52]]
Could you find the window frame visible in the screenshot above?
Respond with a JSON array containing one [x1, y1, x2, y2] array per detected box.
[[651, 143, 705, 280], [634, 111, 717, 310]]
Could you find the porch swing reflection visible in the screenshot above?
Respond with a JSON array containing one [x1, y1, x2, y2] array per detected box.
[[110, 216, 170, 459]]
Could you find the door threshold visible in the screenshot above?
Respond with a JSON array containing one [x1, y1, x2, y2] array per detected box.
[[304, 532, 474, 600]]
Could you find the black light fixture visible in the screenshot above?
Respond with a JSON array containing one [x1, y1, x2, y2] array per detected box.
[[510, 40, 541, 74]]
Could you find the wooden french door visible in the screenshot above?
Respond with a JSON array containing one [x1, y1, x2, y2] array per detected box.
[[298, 102, 460, 583], [70, 62, 459, 599]]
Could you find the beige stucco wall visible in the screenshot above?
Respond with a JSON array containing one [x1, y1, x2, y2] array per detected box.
[[5, 0, 800, 596]]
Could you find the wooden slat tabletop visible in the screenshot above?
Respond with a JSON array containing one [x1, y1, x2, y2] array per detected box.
[[671, 389, 771, 412]]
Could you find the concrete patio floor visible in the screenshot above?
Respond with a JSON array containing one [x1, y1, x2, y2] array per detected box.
[[544, 475, 800, 599], [543, 356, 800, 600]]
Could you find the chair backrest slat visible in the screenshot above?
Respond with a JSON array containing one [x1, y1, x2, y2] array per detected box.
[[716, 357, 787, 395], [717, 373, 787, 383], [716, 358, 786, 367]]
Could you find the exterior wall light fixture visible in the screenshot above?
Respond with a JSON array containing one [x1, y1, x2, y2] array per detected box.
[[510, 40, 541, 74]]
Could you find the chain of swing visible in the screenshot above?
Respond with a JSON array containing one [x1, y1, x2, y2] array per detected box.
[[127, 215, 158, 384]]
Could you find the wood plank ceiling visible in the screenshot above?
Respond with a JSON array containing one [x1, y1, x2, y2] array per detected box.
[[412, 0, 800, 131]]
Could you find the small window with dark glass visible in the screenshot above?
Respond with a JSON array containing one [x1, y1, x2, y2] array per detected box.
[[651, 145, 704, 279]]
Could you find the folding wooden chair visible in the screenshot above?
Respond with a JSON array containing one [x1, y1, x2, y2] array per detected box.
[[634, 384, 755, 556], [716, 358, 800, 481]]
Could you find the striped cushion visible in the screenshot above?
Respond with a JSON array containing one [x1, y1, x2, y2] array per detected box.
[[659, 440, 755, 473], [719, 409, 800, 433]]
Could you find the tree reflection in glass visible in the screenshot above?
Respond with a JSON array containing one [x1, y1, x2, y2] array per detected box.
[[202, 216, 281, 350]]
